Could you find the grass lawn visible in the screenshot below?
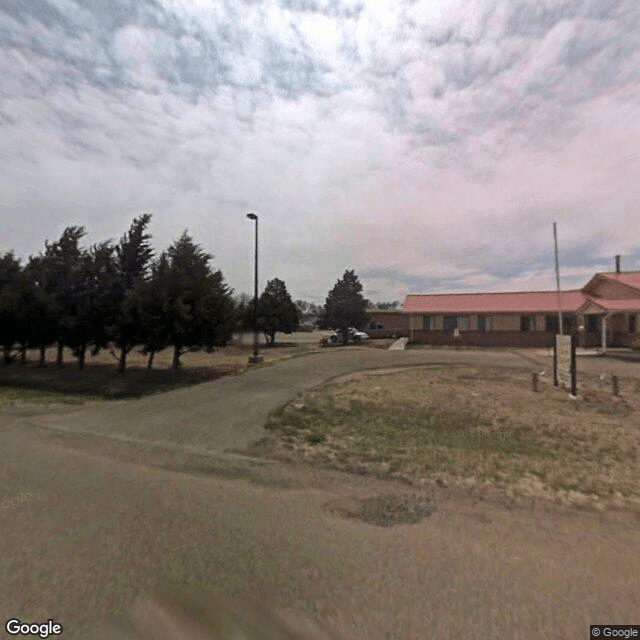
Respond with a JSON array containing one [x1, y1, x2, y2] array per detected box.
[[265, 365, 640, 511], [0, 386, 102, 407], [0, 339, 317, 405]]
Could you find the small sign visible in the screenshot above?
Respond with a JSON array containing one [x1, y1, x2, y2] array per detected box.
[[554, 334, 576, 394]]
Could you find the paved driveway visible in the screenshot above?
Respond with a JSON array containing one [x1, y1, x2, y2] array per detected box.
[[27, 348, 534, 453], [24, 346, 638, 454], [2, 347, 639, 640]]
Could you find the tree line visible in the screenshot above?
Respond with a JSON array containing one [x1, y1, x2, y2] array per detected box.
[[0, 216, 298, 373], [0, 216, 241, 374], [1, 215, 379, 370]]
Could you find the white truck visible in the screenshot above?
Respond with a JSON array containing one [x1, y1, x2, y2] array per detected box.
[[327, 327, 370, 345]]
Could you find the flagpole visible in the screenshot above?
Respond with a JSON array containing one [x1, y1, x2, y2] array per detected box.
[[553, 222, 563, 334]]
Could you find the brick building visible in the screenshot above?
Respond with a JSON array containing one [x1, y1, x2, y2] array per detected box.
[[382, 258, 640, 349]]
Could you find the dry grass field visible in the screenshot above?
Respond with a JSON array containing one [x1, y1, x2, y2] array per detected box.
[[265, 364, 640, 513]]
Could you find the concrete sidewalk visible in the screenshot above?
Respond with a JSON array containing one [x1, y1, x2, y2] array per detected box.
[[532, 347, 636, 357], [387, 337, 408, 350]]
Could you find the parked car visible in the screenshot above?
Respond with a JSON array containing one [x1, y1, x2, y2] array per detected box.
[[327, 327, 369, 344]]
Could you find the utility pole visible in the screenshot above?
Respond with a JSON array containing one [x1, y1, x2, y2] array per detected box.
[[553, 222, 563, 334]]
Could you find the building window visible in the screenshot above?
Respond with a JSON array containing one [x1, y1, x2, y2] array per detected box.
[[443, 316, 470, 331], [563, 315, 573, 333], [587, 315, 599, 332], [546, 315, 575, 333], [422, 315, 433, 331], [478, 315, 491, 331], [630, 315, 637, 334], [443, 316, 457, 332], [521, 315, 533, 332]]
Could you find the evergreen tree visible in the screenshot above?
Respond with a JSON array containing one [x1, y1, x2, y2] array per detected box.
[[235, 292, 255, 334], [11, 265, 37, 364], [258, 278, 300, 346], [24, 256, 58, 367], [40, 226, 86, 367], [65, 241, 119, 370], [163, 232, 235, 374], [112, 214, 154, 374], [0, 252, 22, 364], [322, 270, 369, 345], [127, 253, 171, 373]]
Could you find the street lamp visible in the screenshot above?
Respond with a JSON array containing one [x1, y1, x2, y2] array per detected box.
[[246, 212, 263, 363]]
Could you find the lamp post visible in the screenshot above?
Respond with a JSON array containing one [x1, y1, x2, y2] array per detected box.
[[246, 213, 263, 363]]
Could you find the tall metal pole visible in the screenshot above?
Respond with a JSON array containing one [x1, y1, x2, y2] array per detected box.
[[247, 213, 261, 362], [253, 216, 258, 358], [553, 222, 563, 334]]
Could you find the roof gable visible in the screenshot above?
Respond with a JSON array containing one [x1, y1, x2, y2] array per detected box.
[[578, 298, 640, 312], [582, 272, 640, 297]]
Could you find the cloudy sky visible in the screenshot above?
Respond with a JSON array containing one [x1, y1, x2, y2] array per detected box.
[[1, 0, 639, 304]]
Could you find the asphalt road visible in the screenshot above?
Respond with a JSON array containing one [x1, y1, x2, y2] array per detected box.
[[1, 347, 639, 639]]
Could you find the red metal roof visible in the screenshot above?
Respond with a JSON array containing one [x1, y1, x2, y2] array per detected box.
[[579, 298, 640, 312], [593, 271, 640, 292], [404, 290, 588, 314]]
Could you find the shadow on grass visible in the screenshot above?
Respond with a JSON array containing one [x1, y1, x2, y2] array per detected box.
[[0, 362, 246, 400], [600, 351, 640, 363]]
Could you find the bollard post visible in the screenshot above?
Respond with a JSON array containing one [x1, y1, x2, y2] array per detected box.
[[570, 334, 577, 397], [612, 374, 619, 396], [532, 371, 539, 392]]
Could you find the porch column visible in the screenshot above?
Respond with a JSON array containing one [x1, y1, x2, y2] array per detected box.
[[601, 313, 611, 353]]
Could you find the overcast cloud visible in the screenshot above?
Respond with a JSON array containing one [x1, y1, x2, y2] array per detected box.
[[1, 0, 639, 303]]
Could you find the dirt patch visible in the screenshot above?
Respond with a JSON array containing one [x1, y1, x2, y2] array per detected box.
[[324, 491, 434, 526]]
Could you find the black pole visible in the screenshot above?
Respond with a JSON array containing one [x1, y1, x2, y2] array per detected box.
[[253, 216, 258, 358], [247, 213, 261, 362], [570, 333, 577, 396]]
